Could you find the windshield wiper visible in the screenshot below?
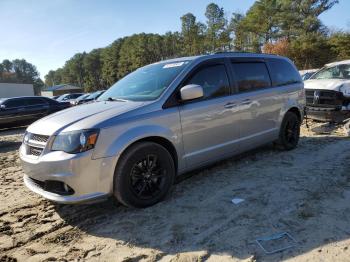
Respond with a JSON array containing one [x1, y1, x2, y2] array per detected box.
[[107, 97, 128, 102]]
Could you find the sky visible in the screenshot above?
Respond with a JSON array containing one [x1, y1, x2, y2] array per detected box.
[[1, 0, 349, 79]]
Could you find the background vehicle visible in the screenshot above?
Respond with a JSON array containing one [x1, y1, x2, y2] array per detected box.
[[70, 93, 90, 106], [299, 69, 319, 81], [20, 53, 304, 208], [73, 90, 105, 105], [0, 96, 70, 128], [304, 60, 350, 122], [56, 93, 84, 102]]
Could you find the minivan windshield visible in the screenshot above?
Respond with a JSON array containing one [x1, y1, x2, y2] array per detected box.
[[310, 64, 350, 80], [98, 61, 190, 101]]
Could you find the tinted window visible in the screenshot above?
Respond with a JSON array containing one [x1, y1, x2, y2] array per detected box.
[[4, 99, 24, 108], [232, 62, 271, 92], [70, 94, 83, 99], [26, 98, 47, 106], [185, 64, 230, 99], [268, 58, 301, 86]]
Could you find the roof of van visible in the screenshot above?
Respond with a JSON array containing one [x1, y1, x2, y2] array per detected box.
[[154, 52, 284, 65], [325, 60, 350, 67]]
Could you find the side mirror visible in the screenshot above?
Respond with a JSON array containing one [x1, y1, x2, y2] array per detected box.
[[0, 104, 6, 110], [180, 84, 204, 101]]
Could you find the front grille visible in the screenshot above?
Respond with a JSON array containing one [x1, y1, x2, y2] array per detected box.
[[29, 146, 43, 156], [31, 134, 49, 143], [24, 132, 50, 157], [305, 89, 344, 108]]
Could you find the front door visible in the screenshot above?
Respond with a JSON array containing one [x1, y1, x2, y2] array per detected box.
[[179, 62, 240, 168]]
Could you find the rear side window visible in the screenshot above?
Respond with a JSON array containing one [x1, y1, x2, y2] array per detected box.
[[268, 58, 301, 86], [231, 62, 271, 92], [184, 64, 230, 99]]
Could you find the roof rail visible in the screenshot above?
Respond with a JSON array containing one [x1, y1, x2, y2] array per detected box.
[[213, 51, 253, 54]]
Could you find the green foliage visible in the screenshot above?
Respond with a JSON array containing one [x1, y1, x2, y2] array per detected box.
[[101, 39, 124, 86], [205, 3, 230, 51], [117, 33, 165, 78], [180, 13, 205, 55], [289, 33, 334, 69], [83, 49, 104, 92], [44, 0, 345, 90], [0, 59, 44, 95], [328, 32, 350, 60]]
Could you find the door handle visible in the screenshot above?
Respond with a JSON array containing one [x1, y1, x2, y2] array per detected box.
[[224, 102, 237, 109], [241, 99, 252, 105]]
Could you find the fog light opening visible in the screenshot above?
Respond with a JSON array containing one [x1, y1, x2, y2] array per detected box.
[[45, 180, 74, 196], [63, 183, 69, 192]]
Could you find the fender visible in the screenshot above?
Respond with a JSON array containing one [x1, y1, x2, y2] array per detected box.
[[92, 124, 183, 162], [278, 90, 305, 125]]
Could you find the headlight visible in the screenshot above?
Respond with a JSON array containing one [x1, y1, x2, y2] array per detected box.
[[51, 129, 99, 154], [339, 84, 350, 97]]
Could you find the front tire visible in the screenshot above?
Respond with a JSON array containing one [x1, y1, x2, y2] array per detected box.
[[113, 142, 175, 208], [276, 112, 301, 150]]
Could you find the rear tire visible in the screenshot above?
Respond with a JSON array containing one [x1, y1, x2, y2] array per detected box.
[[113, 142, 175, 208], [276, 111, 300, 150]]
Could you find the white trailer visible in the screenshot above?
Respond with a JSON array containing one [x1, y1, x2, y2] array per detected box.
[[0, 83, 34, 98]]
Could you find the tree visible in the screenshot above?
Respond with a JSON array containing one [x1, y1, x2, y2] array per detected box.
[[328, 31, 350, 60], [241, 0, 279, 45], [162, 31, 183, 59], [180, 13, 205, 55], [205, 3, 230, 52], [277, 0, 338, 38], [101, 39, 124, 86], [117, 34, 165, 78], [43, 0, 343, 86], [289, 33, 334, 69], [262, 38, 290, 56], [229, 12, 246, 51], [0, 59, 43, 95], [2, 59, 13, 72], [83, 49, 104, 91]]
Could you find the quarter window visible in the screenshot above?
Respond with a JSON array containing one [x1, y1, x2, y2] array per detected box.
[[232, 62, 271, 92], [184, 64, 230, 99], [268, 58, 301, 86]]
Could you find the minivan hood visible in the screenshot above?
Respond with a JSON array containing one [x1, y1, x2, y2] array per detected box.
[[27, 100, 145, 135], [304, 79, 348, 91]]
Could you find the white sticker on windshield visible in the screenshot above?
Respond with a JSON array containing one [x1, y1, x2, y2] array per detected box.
[[163, 62, 185, 69]]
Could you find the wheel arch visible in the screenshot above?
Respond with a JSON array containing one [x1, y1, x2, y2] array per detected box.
[[123, 136, 179, 174], [287, 106, 302, 123]]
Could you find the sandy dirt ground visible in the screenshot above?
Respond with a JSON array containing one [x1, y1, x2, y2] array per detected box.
[[1, 121, 350, 262]]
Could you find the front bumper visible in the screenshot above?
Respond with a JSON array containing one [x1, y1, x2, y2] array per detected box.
[[306, 106, 350, 122], [20, 145, 116, 204]]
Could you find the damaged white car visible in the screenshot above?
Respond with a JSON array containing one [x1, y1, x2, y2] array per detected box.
[[305, 60, 350, 122]]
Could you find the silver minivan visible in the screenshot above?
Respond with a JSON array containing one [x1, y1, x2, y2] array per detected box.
[[20, 53, 305, 207]]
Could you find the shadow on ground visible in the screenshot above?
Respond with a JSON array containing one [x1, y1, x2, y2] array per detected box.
[[54, 135, 350, 260]]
